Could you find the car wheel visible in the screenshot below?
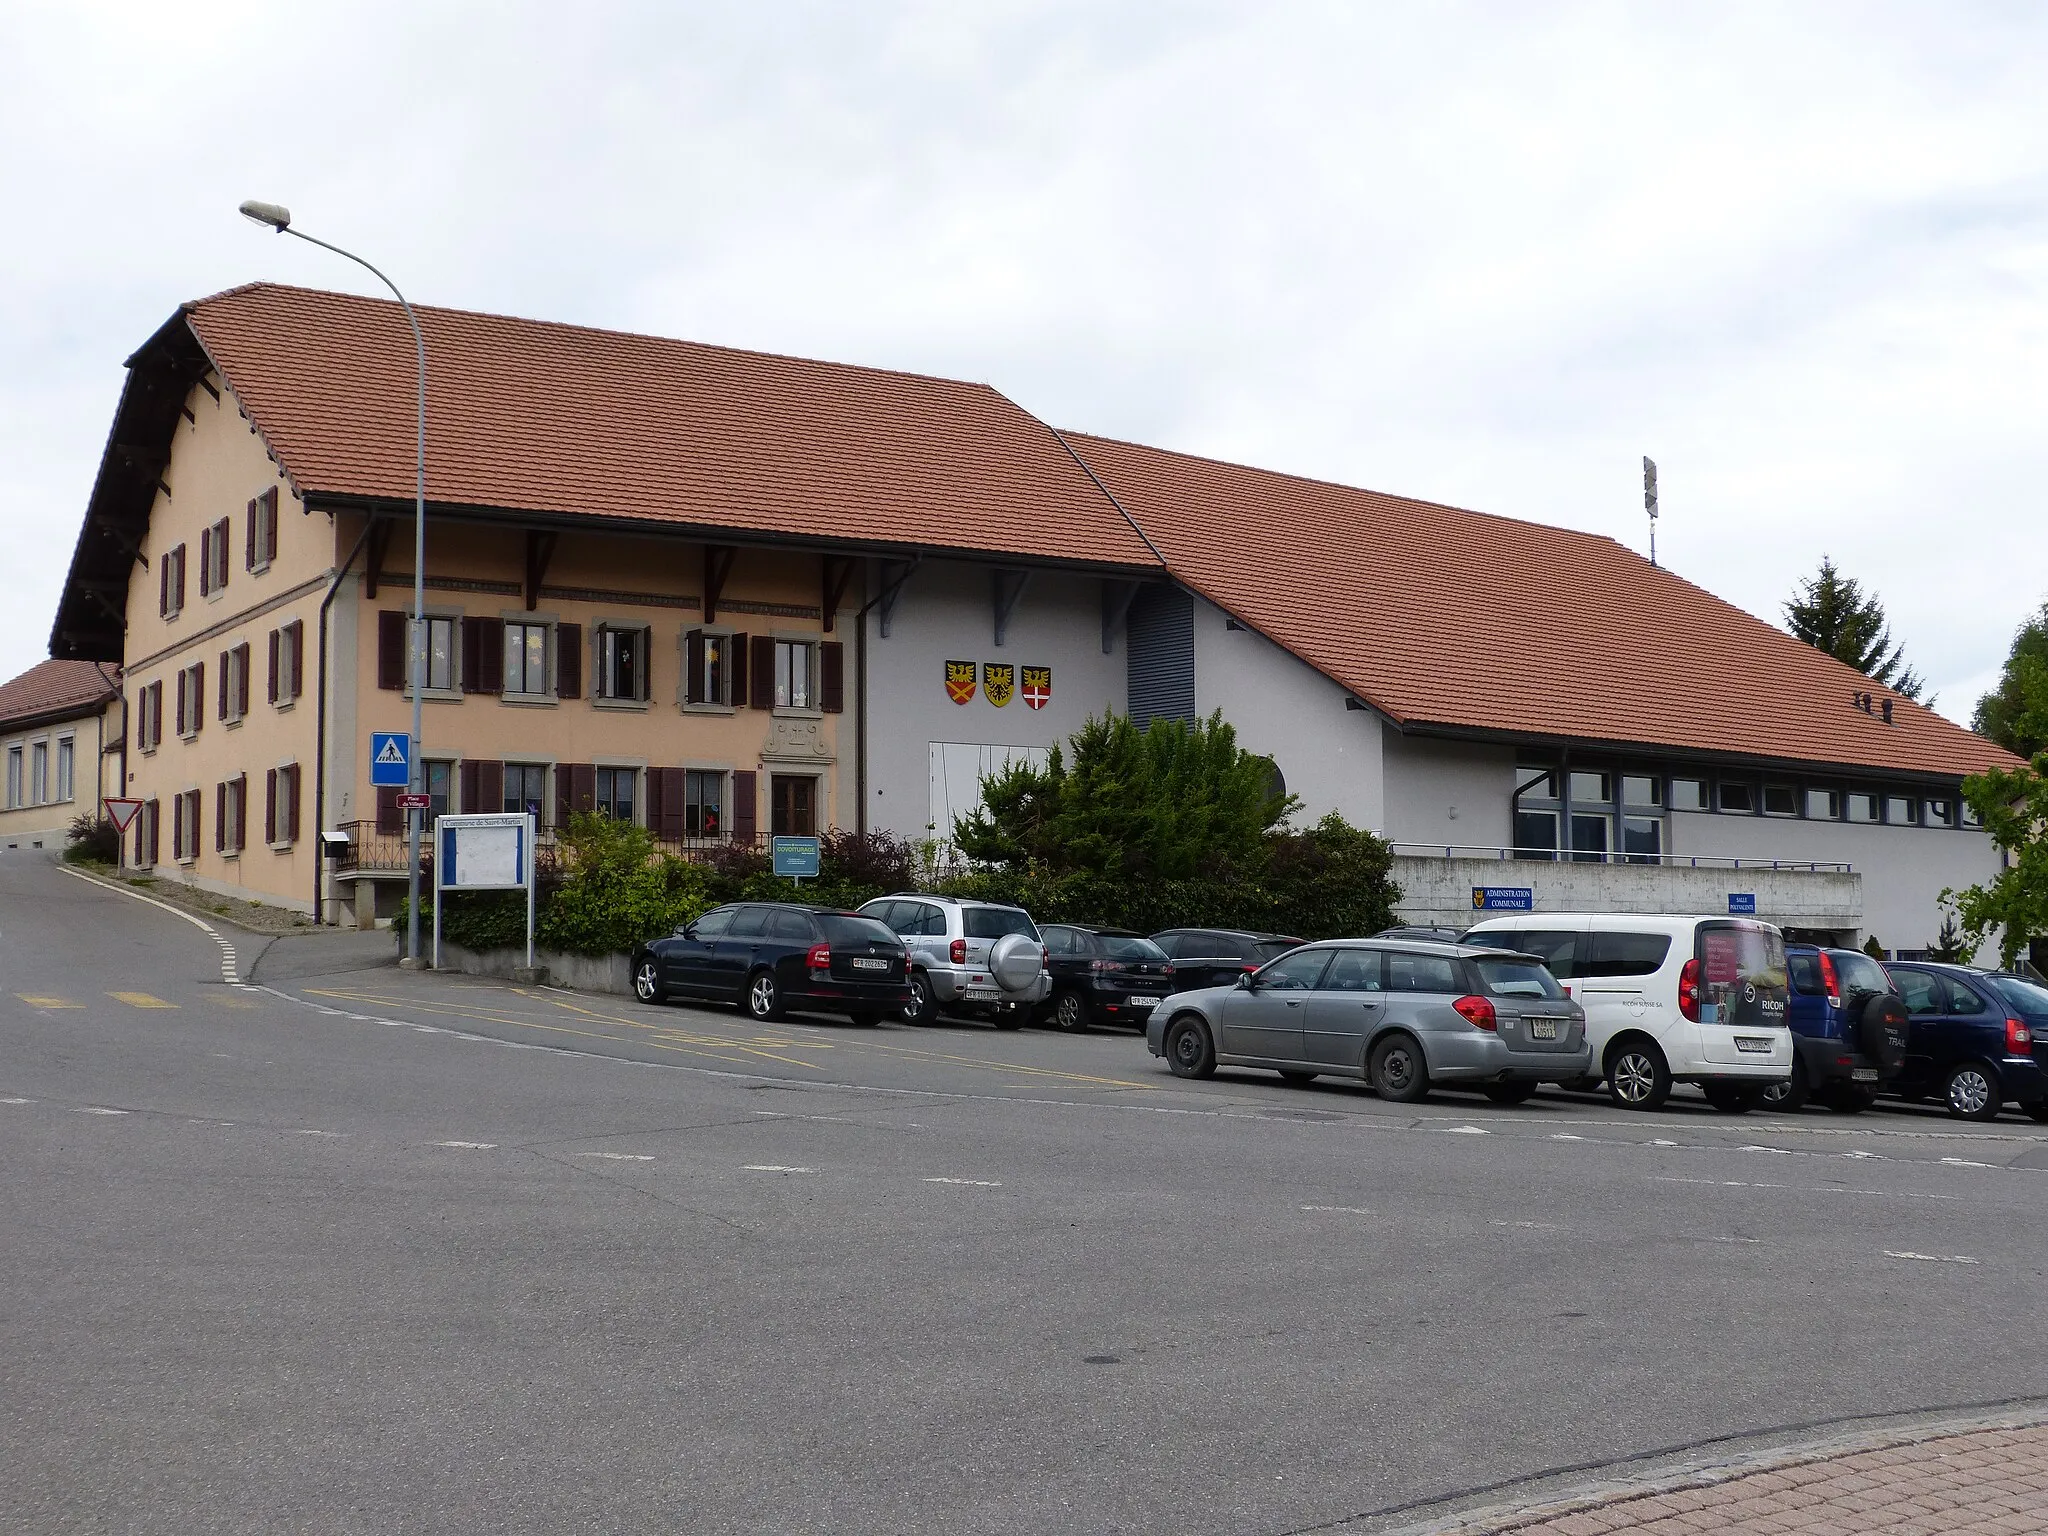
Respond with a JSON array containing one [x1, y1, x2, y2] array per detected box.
[[902, 971, 937, 1026], [1763, 1058, 1808, 1112], [1163, 1015, 1216, 1079], [1604, 1040, 1671, 1111], [1052, 989, 1092, 1033], [746, 968, 784, 1022], [1278, 1069, 1317, 1086], [2025, 1100, 2048, 1124], [1702, 1083, 1766, 1114], [1370, 1034, 1430, 1104], [1482, 1081, 1537, 1106], [631, 956, 666, 1006], [1943, 1061, 2001, 1121]]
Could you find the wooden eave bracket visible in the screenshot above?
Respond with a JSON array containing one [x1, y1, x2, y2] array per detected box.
[[875, 558, 918, 639], [96, 520, 149, 570], [1101, 579, 1141, 655], [524, 529, 558, 611], [704, 544, 737, 624], [992, 568, 1031, 648], [821, 555, 858, 634]]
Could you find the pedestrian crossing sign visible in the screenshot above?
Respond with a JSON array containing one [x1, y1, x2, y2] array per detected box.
[[370, 732, 411, 786]]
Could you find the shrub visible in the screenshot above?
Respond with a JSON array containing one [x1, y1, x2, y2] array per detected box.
[[540, 813, 713, 956], [63, 812, 121, 865]]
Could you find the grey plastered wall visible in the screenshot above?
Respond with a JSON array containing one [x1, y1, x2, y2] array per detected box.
[[1378, 731, 1516, 849], [1190, 595, 1386, 831], [1669, 811, 2001, 956], [861, 559, 1128, 842]]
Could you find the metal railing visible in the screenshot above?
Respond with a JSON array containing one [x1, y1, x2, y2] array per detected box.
[[335, 819, 776, 875], [1387, 842, 1854, 874]]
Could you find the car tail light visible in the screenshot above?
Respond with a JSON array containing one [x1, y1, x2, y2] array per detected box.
[[1091, 959, 1127, 974], [1041, 945, 1050, 969], [950, 938, 967, 965], [1678, 958, 1701, 1022], [1452, 994, 1497, 1030], [2008, 1018, 2033, 1053], [1817, 951, 1840, 1003], [806, 943, 831, 971]]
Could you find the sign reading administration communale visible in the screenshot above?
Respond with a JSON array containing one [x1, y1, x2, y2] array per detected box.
[[1472, 886, 1534, 912]]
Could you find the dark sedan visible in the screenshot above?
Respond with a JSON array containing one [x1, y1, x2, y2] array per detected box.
[[632, 903, 910, 1024], [1039, 925, 1176, 1032], [1150, 928, 1306, 994], [1883, 962, 2048, 1120]]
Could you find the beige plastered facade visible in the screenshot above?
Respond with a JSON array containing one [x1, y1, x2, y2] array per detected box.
[[121, 372, 854, 922], [1, 696, 122, 848]]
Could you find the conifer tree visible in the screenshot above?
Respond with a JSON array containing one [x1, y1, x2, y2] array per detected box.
[[1784, 556, 1925, 700]]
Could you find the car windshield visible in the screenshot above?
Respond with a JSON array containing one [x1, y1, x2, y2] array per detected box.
[[963, 906, 1039, 941], [1991, 976, 2048, 1017], [1832, 952, 1891, 996], [1474, 956, 1566, 1000], [1097, 935, 1167, 961], [1254, 939, 1302, 962], [818, 914, 900, 946]]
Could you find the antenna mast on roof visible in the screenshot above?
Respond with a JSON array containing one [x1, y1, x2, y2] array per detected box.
[[1643, 455, 1659, 567]]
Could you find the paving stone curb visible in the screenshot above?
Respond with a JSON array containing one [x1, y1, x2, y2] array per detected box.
[[1323, 1399, 2048, 1536]]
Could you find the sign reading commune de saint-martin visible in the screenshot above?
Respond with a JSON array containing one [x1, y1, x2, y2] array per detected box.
[[1472, 886, 1534, 912], [369, 732, 411, 787]]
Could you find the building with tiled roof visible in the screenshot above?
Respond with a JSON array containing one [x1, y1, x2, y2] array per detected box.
[[49, 282, 2012, 954], [0, 659, 121, 849]]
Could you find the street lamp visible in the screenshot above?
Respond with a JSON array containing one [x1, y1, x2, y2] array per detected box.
[[241, 200, 430, 966]]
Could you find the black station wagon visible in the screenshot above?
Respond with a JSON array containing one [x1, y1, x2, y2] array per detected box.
[[632, 903, 911, 1024]]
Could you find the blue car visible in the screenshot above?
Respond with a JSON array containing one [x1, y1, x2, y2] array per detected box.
[[1881, 962, 2048, 1121], [1774, 945, 1909, 1112]]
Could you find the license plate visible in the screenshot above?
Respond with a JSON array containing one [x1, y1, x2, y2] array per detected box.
[[1852, 1067, 1878, 1082], [964, 985, 1001, 1001], [1735, 1036, 1775, 1054], [1127, 995, 1160, 1008], [850, 957, 889, 972], [1529, 1018, 1558, 1041]]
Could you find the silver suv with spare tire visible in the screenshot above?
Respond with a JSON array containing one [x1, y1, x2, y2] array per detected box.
[[856, 894, 1051, 1029]]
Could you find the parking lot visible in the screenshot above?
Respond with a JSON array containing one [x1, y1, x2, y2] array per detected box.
[[6, 854, 2047, 1536]]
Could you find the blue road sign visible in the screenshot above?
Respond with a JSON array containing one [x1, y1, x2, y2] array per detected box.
[[369, 732, 412, 787], [1472, 886, 1534, 912], [1728, 893, 1758, 915], [771, 835, 821, 879]]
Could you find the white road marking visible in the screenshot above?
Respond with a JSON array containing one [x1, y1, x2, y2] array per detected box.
[[290, 1129, 345, 1137], [1492, 1219, 1564, 1230], [923, 1176, 1002, 1187], [434, 1140, 498, 1149], [1549, 1133, 1585, 1141], [743, 1164, 812, 1173], [1885, 1250, 1980, 1264], [1651, 1175, 1959, 1201], [1649, 1139, 1679, 1146], [574, 1152, 655, 1161], [1842, 1150, 1880, 1159], [1301, 1205, 1373, 1215], [59, 867, 242, 987], [1739, 1145, 1794, 1155], [1, 1097, 32, 1105], [1704, 1235, 1764, 1244], [1443, 1125, 1489, 1135], [71, 1106, 129, 1115], [1940, 1156, 1999, 1169]]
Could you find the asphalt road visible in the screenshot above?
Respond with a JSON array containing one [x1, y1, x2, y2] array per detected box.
[[4, 851, 2045, 1535]]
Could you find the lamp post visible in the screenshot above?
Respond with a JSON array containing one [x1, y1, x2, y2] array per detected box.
[[240, 201, 429, 965]]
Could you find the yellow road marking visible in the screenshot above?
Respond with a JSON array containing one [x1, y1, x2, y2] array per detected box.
[[15, 994, 81, 1009], [108, 991, 177, 1009]]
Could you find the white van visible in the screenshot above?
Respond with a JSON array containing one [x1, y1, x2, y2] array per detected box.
[[1461, 914, 1793, 1112]]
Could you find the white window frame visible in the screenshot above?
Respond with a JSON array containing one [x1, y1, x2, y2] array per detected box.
[[773, 637, 817, 713], [28, 740, 47, 805], [594, 764, 639, 823], [408, 614, 461, 695], [4, 745, 20, 809], [503, 620, 553, 699], [682, 628, 737, 712], [594, 624, 650, 704], [55, 736, 74, 803], [683, 767, 724, 839]]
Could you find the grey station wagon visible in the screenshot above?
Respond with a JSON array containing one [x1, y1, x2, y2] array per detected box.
[[1145, 939, 1591, 1104]]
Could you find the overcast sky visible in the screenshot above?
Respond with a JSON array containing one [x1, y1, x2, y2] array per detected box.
[[4, 1, 2044, 723]]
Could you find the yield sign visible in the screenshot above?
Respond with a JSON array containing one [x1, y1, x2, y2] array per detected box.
[[104, 797, 143, 833]]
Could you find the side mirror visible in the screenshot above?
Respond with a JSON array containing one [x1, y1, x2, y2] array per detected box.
[[1234, 972, 1254, 991], [677, 923, 696, 939]]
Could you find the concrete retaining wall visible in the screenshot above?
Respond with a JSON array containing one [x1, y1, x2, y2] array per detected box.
[[423, 939, 633, 995], [1392, 855, 1862, 930]]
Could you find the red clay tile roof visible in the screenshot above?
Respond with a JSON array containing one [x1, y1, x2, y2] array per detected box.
[[1067, 432, 2018, 781], [183, 283, 1161, 570], [0, 659, 118, 730]]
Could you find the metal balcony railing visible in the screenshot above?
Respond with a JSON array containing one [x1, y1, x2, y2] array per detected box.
[[1387, 842, 1854, 874]]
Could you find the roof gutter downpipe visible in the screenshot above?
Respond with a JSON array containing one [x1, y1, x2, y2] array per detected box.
[[314, 519, 376, 924]]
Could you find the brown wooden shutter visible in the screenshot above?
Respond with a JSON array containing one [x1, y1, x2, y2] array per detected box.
[[377, 610, 405, 689], [459, 759, 480, 813], [644, 767, 665, 834], [159, 555, 170, 616], [267, 630, 280, 703], [479, 621, 505, 694], [684, 631, 705, 705], [218, 651, 231, 719], [376, 785, 401, 835], [731, 770, 758, 842], [235, 644, 251, 717], [460, 617, 482, 693], [819, 641, 845, 714], [174, 670, 186, 735], [288, 622, 303, 700], [266, 769, 278, 845], [286, 765, 301, 841], [173, 545, 184, 611], [572, 762, 596, 817], [215, 782, 227, 851], [476, 760, 504, 814], [191, 662, 203, 733], [246, 500, 258, 568], [748, 636, 774, 710], [234, 775, 247, 851], [730, 632, 749, 706], [556, 623, 582, 700], [264, 489, 278, 561], [198, 526, 212, 595], [554, 767, 573, 830], [660, 768, 688, 839]]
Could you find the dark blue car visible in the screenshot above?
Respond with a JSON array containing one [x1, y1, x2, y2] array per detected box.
[[1881, 962, 2048, 1121], [1774, 945, 1909, 1112]]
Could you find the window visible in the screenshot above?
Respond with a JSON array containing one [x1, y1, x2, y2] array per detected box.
[[198, 517, 230, 596], [217, 775, 247, 854], [173, 789, 201, 862], [1846, 792, 1879, 824], [1620, 816, 1662, 863], [1885, 795, 1917, 826], [408, 616, 458, 693], [1925, 799, 1955, 829], [1584, 931, 1672, 978], [176, 661, 205, 737], [595, 766, 636, 822], [159, 543, 186, 618], [1669, 777, 1708, 812], [56, 738, 73, 803], [963, 907, 1040, 941], [1943, 976, 1988, 1016], [1514, 809, 1558, 860], [770, 909, 813, 943], [685, 630, 735, 706], [684, 770, 723, 837], [1762, 784, 1798, 817], [30, 742, 47, 804], [774, 640, 813, 710], [270, 620, 304, 705], [1806, 788, 1841, 820], [596, 626, 648, 702], [1321, 949, 1385, 993], [265, 764, 301, 846], [1621, 775, 1662, 808], [1568, 771, 1612, 805], [770, 774, 816, 835], [727, 907, 770, 939], [137, 680, 163, 751], [1257, 948, 1334, 990], [246, 487, 278, 569], [906, 903, 947, 937], [1469, 929, 1579, 978], [1893, 969, 1942, 1016], [1515, 767, 1556, 798], [1569, 813, 1610, 862], [1043, 926, 1079, 957], [220, 642, 252, 723], [1718, 782, 1755, 813], [1385, 951, 1464, 994], [691, 908, 736, 941], [135, 799, 158, 868], [504, 621, 550, 695], [4, 747, 19, 809], [1475, 956, 1566, 999], [503, 763, 548, 820], [1961, 801, 1981, 829], [423, 760, 454, 822]]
